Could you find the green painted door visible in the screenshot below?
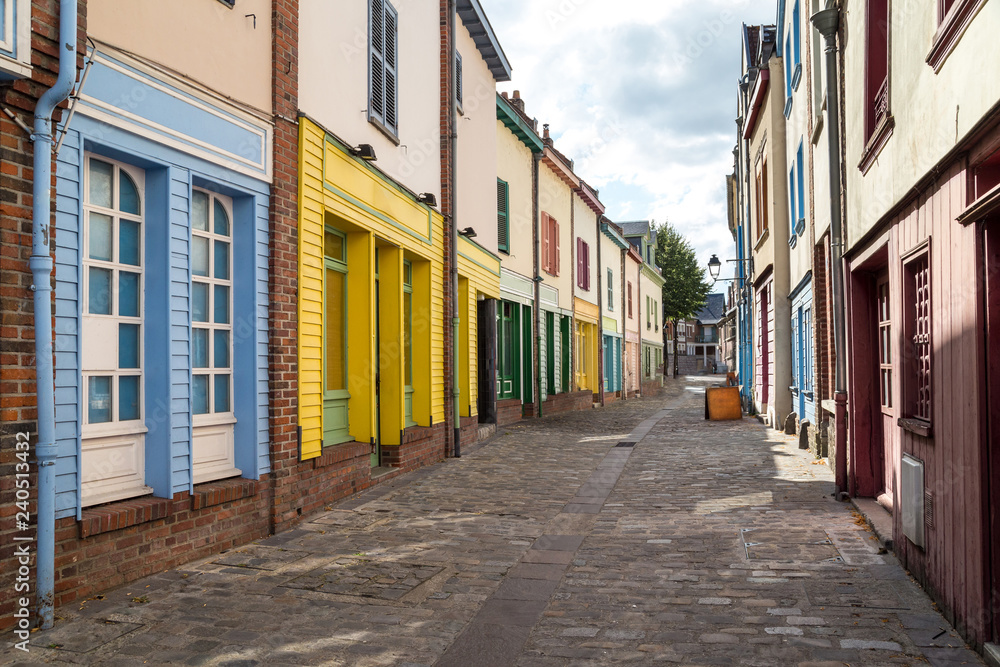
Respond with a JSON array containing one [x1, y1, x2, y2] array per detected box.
[[497, 300, 519, 400]]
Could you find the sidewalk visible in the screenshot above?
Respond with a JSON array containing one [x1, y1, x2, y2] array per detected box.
[[9, 378, 983, 666]]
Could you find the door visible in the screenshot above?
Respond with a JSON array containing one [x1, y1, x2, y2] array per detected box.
[[760, 287, 770, 410], [497, 301, 518, 399], [323, 229, 350, 447], [984, 219, 1000, 643], [875, 273, 893, 499]]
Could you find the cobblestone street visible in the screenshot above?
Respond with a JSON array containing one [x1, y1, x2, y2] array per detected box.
[[11, 378, 983, 666]]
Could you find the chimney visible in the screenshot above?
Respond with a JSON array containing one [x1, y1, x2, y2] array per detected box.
[[511, 89, 526, 113], [543, 123, 553, 146]]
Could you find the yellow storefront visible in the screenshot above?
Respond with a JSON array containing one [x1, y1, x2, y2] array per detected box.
[[574, 297, 601, 394], [297, 118, 446, 465]]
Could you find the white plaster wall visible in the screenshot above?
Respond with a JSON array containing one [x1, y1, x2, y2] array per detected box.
[[807, 0, 832, 241], [300, 0, 440, 201], [574, 194, 599, 306], [843, 1, 1000, 250], [89, 0, 272, 113], [600, 234, 624, 334], [496, 121, 534, 279], [539, 164, 574, 311], [456, 21, 498, 254]]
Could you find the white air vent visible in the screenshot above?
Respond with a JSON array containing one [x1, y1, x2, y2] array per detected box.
[[901, 454, 925, 549]]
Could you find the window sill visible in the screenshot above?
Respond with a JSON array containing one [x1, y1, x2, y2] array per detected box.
[[783, 96, 793, 119], [191, 477, 257, 510], [753, 227, 770, 252], [898, 417, 932, 438], [0, 53, 32, 79], [926, 0, 987, 73], [79, 492, 168, 538], [859, 115, 895, 175], [788, 233, 798, 249], [313, 440, 370, 468], [367, 116, 401, 146], [792, 63, 802, 91], [795, 217, 806, 236]]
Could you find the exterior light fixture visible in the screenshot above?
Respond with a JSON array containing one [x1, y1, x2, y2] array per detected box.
[[349, 144, 377, 161], [417, 193, 437, 207], [708, 254, 722, 280], [458, 227, 477, 238]]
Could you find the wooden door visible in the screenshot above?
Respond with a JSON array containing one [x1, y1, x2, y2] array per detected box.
[[875, 273, 893, 499], [984, 219, 1000, 643]]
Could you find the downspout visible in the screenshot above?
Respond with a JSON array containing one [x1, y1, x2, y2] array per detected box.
[[812, 7, 848, 494], [596, 214, 605, 406], [447, 0, 460, 457], [32, 0, 78, 630], [620, 247, 627, 399], [533, 152, 542, 418]]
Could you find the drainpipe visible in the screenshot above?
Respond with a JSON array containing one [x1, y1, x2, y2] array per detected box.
[[812, 7, 848, 495], [447, 0, 460, 457], [596, 214, 604, 407], [532, 152, 542, 418], [32, 0, 78, 630]]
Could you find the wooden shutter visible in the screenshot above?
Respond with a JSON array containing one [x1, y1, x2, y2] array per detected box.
[[369, 0, 398, 134], [541, 213, 550, 273], [553, 218, 560, 275], [497, 180, 509, 253], [576, 238, 584, 288], [456, 52, 463, 106], [585, 243, 590, 290]]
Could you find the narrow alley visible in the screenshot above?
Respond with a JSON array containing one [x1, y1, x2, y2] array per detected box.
[[14, 379, 981, 666]]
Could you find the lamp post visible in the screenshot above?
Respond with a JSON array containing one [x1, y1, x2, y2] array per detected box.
[[708, 254, 722, 281]]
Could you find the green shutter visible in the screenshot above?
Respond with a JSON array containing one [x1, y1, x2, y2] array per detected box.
[[497, 179, 509, 253]]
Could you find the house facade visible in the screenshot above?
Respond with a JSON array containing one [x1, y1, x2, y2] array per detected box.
[[840, 0, 1000, 651], [600, 220, 629, 401]]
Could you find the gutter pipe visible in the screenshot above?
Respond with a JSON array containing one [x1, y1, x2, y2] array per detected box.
[[447, 0, 460, 457], [812, 7, 849, 494], [32, 0, 78, 630]]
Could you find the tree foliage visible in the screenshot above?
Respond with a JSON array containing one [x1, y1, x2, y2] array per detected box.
[[654, 222, 711, 376]]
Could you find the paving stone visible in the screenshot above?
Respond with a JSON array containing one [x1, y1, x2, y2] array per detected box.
[[27, 380, 984, 667]]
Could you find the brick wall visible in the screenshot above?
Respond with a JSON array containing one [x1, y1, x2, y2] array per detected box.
[[268, 0, 303, 535], [0, 0, 87, 626], [641, 378, 665, 398], [382, 423, 447, 470], [523, 390, 593, 418], [496, 398, 523, 426]]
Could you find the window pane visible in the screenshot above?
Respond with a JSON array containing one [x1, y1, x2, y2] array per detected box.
[[119, 170, 140, 215], [88, 267, 112, 315], [192, 191, 209, 232], [88, 212, 113, 261], [214, 330, 230, 368], [404, 291, 412, 386], [214, 240, 229, 280], [88, 376, 112, 424], [214, 199, 230, 236], [192, 328, 209, 368], [118, 323, 140, 368], [192, 283, 209, 322], [119, 375, 140, 421], [119, 272, 140, 318], [324, 231, 344, 261], [214, 285, 230, 324], [214, 374, 230, 413], [192, 375, 209, 415], [89, 159, 113, 208], [325, 267, 346, 391], [120, 219, 140, 266], [192, 236, 209, 277]]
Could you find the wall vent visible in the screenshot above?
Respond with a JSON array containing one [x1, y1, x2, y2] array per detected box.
[[901, 454, 925, 549], [924, 490, 934, 529]]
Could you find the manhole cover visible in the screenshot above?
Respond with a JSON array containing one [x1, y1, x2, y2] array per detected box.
[[615, 441, 637, 448], [212, 545, 308, 571], [283, 558, 443, 600], [740, 528, 843, 563]]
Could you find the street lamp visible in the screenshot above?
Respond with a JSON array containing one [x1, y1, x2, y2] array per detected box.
[[708, 254, 722, 281]]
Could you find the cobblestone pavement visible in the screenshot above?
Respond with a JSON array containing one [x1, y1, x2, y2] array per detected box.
[[9, 378, 984, 666]]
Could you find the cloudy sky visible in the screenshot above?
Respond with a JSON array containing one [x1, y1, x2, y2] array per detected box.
[[482, 0, 776, 281]]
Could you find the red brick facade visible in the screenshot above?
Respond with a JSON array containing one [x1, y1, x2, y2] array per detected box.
[[523, 390, 593, 418]]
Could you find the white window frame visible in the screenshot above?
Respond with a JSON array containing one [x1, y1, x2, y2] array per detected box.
[[191, 187, 240, 484], [81, 154, 150, 506], [0, 0, 32, 78]]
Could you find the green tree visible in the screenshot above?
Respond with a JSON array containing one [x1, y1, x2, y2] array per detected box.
[[654, 222, 711, 377]]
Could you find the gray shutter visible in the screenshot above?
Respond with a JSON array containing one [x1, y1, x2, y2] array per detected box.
[[456, 52, 463, 106], [383, 1, 398, 133], [497, 180, 509, 252], [369, 0, 385, 126]]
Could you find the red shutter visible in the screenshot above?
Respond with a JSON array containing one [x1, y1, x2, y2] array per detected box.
[[576, 238, 583, 288], [584, 243, 590, 290], [541, 213, 550, 273], [554, 218, 560, 275]]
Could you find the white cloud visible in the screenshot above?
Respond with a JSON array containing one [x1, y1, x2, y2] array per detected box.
[[483, 0, 776, 280]]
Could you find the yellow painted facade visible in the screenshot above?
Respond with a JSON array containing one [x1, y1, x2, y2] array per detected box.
[[297, 117, 446, 460]]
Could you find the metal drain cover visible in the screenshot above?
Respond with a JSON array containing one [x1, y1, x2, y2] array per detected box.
[[615, 441, 637, 448]]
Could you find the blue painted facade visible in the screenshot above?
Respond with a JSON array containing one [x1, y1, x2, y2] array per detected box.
[[51, 51, 271, 519]]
